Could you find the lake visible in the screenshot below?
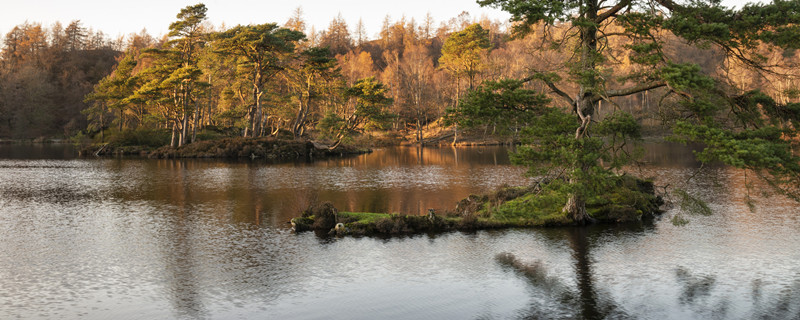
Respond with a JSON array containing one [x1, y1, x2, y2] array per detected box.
[[0, 143, 798, 319]]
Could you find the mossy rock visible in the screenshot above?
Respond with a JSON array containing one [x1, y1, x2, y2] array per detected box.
[[480, 176, 662, 226], [587, 176, 663, 222], [339, 212, 455, 236], [290, 216, 314, 232]]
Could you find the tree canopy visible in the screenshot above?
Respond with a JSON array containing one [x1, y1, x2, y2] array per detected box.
[[465, 0, 800, 222], [214, 23, 305, 137]]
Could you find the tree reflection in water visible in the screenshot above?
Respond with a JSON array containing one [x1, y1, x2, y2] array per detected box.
[[497, 224, 800, 320], [496, 226, 631, 319]]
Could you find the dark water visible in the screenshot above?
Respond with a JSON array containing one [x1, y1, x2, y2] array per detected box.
[[0, 143, 798, 319]]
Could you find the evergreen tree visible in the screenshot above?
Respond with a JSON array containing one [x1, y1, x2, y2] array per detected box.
[[319, 76, 394, 149], [471, 0, 800, 222], [439, 23, 492, 144], [284, 47, 340, 137], [130, 3, 209, 147], [213, 23, 304, 137]]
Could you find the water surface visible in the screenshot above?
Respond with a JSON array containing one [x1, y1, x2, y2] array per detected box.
[[0, 144, 798, 319]]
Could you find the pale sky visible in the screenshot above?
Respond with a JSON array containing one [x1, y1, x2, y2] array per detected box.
[[0, 0, 758, 45], [0, 0, 511, 42]]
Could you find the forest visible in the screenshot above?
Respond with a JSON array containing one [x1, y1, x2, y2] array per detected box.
[[2, 4, 795, 145], [2, 1, 800, 223]]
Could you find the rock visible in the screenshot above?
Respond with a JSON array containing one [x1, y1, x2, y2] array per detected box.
[[290, 217, 313, 232]]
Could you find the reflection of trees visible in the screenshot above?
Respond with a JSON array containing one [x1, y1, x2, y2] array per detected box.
[[159, 163, 207, 319], [497, 225, 651, 319], [161, 225, 207, 319], [500, 224, 800, 319], [566, 227, 621, 319], [314, 146, 511, 167], [674, 268, 800, 319], [673, 266, 721, 315], [752, 277, 800, 319], [122, 147, 527, 223], [639, 142, 704, 168]]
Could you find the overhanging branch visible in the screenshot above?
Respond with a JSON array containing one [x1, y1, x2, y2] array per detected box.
[[598, 81, 667, 101], [596, 0, 632, 23], [522, 73, 575, 106]]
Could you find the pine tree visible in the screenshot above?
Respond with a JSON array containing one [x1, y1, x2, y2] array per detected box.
[[471, 0, 800, 222], [214, 23, 304, 137]]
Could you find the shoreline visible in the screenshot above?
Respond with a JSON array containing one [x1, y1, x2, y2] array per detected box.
[[78, 136, 372, 159]]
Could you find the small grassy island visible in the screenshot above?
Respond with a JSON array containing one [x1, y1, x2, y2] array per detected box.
[[292, 175, 663, 236], [80, 135, 369, 160]]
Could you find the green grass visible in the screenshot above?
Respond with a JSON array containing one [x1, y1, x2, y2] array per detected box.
[[338, 212, 393, 224], [294, 175, 663, 235], [487, 190, 572, 226]]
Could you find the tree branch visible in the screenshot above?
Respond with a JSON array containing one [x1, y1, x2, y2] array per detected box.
[[522, 73, 575, 106], [596, 32, 638, 40], [598, 81, 667, 101], [653, 0, 679, 12], [596, 0, 632, 23]]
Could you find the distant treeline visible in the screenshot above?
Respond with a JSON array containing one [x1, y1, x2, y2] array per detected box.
[[0, 6, 796, 141], [0, 21, 119, 138]]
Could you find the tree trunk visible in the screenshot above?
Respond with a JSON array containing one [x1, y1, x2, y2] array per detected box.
[[253, 92, 263, 137], [452, 77, 460, 145], [293, 84, 311, 138], [328, 139, 343, 150], [563, 0, 601, 224], [244, 105, 255, 138], [170, 122, 178, 148], [416, 118, 423, 145], [180, 114, 188, 147], [253, 66, 263, 137], [563, 192, 593, 225], [100, 111, 105, 143], [191, 108, 198, 144], [293, 99, 305, 138]]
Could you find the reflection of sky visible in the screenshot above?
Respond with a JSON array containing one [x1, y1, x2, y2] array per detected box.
[[0, 145, 798, 319]]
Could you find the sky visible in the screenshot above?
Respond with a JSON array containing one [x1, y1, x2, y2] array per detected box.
[[0, 0, 759, 45], [0, 0, 511, 42]]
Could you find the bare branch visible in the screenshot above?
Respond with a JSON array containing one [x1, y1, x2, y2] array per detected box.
[[596, 0, 632, 23], [597, 32, 638, 40], [599, 81, 667, 101], [653, 0, 679, 12], [522, 73, 575, 106]]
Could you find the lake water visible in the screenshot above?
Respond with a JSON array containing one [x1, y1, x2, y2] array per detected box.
[[0, 143, 798, 319]]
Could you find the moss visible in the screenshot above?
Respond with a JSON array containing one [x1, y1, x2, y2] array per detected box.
[[338, 212, 393, 224], [339, 213, 455, 236], [483, 175, 662, 226], [302, 202, 338, 231], [489, 190, 569, 225], [587, 176, 663, 222], [290, 216, 314, 232], [292, 175, 663, 236]]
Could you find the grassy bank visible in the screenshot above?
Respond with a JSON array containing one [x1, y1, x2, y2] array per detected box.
[[78, 133, 371, 160], [147, 137, 369, 159]]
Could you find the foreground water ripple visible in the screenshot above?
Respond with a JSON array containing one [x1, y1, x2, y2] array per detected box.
[[0, 145, 798, 319]]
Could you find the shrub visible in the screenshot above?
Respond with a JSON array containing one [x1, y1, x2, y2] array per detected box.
[[107, 129, 170, 148]]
